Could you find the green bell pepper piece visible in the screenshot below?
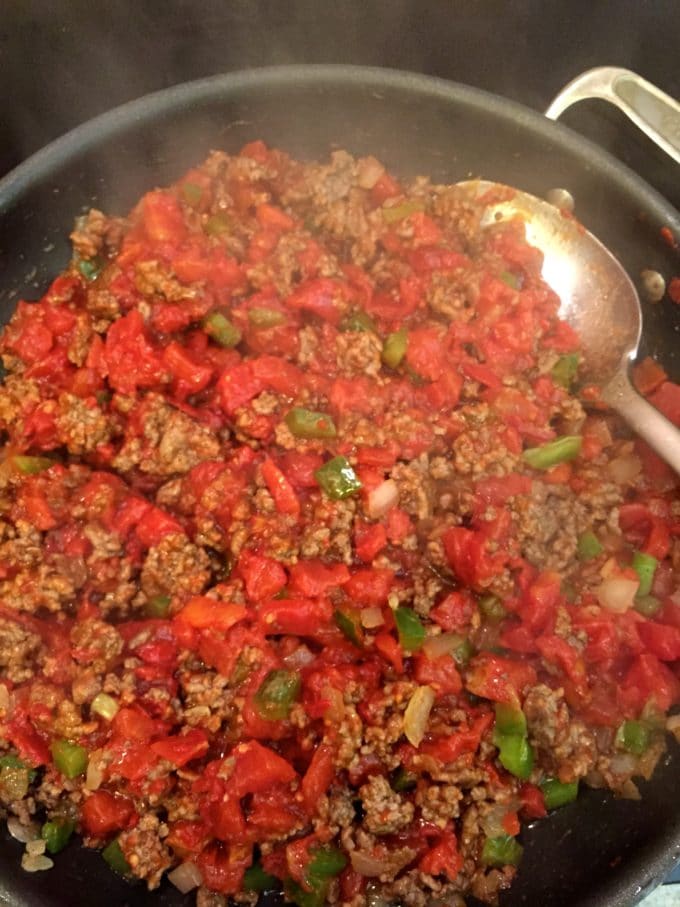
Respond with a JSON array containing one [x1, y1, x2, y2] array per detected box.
[[51, 740, 88, 779], [42, 817, 76, 854], [102, 838, 131, 876], [551, 353, 580, 388], [77, 257, 104, 281], [203, 311, 242, 348], [382, 199, 425, 224], [577, 531, 603, 561], [394, 607, 425, 652], [248, 307, 287, 328], [243, 862, 279, 892], [499, 270, 520, 289], [478, 594, 507, 622], [616, 719, 651, 755], [204, 213, 231, 236], [286, 407, 337, 440], [254, 669, 301, 721], [634, 594, 662, 618], [12, 455, 54, 475], [391, 766, 417, 792], [494, 732, 534, 780], [631, 550, 658, 598], [481, 834, 523, 868], [341, 310, 376, 333], [334, 609, 363, 647], [307, 845, 347, 880], [494, 702, 527, 737], [181, 182, 203, 206], [145, 593, 171, 618], [523, 435, 582, 470], [382, 328, 408, 369], [314, 456, 362, 500], [540, 777, 579, 810]]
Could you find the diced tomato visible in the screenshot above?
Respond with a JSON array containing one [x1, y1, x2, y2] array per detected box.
[[81, 791, 136, 836], [354, 521, 387, 562], [520, 783, 547, 819], [258, 597, 333, 636], [111, 707, 160, 742], [279, 451, 325, 489], [165, 820, 210, 857], [175, 597, 248, 632], [227, 741, 297, 798], [430, 591, 476, 632], [517, 571, 561, 634], [418, 831, 463, 880], [207, 796, 248, 843], [260, 457, 300, 516], [150, 728, 209, 766], [238, 549, 287, 601], [135, 506, 184, 548], [5, 722, 50, 766], [218, 362, 263, 415], [619, 653, 680, 713], [637, 621, 680, 661], [141, 190, 187, 244], [344, 568, 394, 606], [104, 310, 164, 394], [413, 653, 462, 696], [287, 278, 346, 324], [197, 843, 252, 895], [465, 653, 537, 705], [633, 356, 668, 396], [300, 744, 336, 812], [374, 632, 404, 674], [420, 713, 493, 762], [370, 172, 402, 205], [288, 560, 350, 597]]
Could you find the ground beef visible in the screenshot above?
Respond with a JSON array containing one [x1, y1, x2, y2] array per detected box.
[[0, 618, 42, 683], [140, 532, 212, 600]]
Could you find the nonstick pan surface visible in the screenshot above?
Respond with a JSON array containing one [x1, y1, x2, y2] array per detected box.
[[0, 65, 678, 907]]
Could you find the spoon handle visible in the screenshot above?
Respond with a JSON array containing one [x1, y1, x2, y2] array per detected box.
[[546, 67, 680, 167], [603, 371, 680, 474]]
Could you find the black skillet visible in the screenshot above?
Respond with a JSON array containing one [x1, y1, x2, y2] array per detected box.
[[0, 65, 678, 907]]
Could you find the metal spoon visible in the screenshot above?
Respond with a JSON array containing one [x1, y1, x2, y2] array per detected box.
[[460, 180, 680, 473]]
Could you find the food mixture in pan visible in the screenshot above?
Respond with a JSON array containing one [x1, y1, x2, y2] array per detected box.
[[0, 142, 678, 907]]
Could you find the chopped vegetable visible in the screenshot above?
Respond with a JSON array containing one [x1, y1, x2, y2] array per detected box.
[[631, 550, 658, 598], [540, 778, 579, 810], [248, 307, 287, 328], [403, 685, 435, 746], [181, 182, 203, 205], [382, 328, 408, 369], [634, 594, 662, 618], [243, 862, 278, 892], [382, 199, 425, 223], [286, 407, 337, 439], [493, 731, 534, 780], [494, 703, 527, 737], [394, 607, 426, 652], [551, 353, 580, 388], [90, 693, 119, 721], [523, 436, 582, 470], [203, 311, 242, 348], [481, 834, 523, 868], [616, 719, 651, 755], [41, 817, 76, 854], [102, 838, 131, 876], [77, 257, 103, 281], [499, 270, 520, 289], [577, 531, 603, 561], [314, 456, 362, 499], [335, 609, 363, 647], [341, 310, 376, 332], [12, 455, 54, 474], [478, 594, 507, 622], [51, 740, 88, 779], [391, 767, 417, 792], [204, 213, 231, 235], [308, 844, 348, 879], [145, 593, 171, 618], [254, 669, 301, 720]]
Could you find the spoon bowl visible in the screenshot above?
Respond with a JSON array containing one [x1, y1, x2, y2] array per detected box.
[[461, 180, 680, 473]]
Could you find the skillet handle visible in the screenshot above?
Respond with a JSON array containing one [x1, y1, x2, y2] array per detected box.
[[603, 370, 680, 475], [545, 67, 680, 166]]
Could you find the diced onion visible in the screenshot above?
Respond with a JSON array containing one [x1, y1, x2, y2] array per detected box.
[[21, 853, 53, 873], [350, 847, 416, 878], [356, 156, 385, 190], [422, 633, 462, 660], [607, 454, 642, 484], [620, 778, 641, 800], [596, 576, 639, 613], [85, 751, 104, 791], [403, 685, 435, 747], [361, 607, 384, 629], [168, 861, 203, 894], [480, 801, 519, 838], [91, 692, 119, 721], [283, 645, 315, 669], [609, 753, 637, 775], [666, 714, 680, 743], [7, 818, 39, 844], [26, 839, 46, 856], [367, 479, 399, 519]]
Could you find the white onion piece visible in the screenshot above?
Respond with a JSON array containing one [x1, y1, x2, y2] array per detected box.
[[283, 645, 315, 669], [360, 607, 384, 629], [596, 576, 639, 613], [356, 156, 385, 190], [21, 853, 53, 872], [168, 861, 203, 894], [422, 633, 462, 660], [85, 752, 104, 791], [609, 753, 637, 775], [367, 479, 399, 519], [350, 847, 416, 878], [666, 714, 680, 743], [403, 685, 435, 747], [608, 454, 642, 484], [26, 839, 46, 856], [7, 817, 39, 844]]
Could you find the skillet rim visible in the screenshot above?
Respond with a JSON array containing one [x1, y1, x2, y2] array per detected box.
[[0, 62, 678, 907]]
